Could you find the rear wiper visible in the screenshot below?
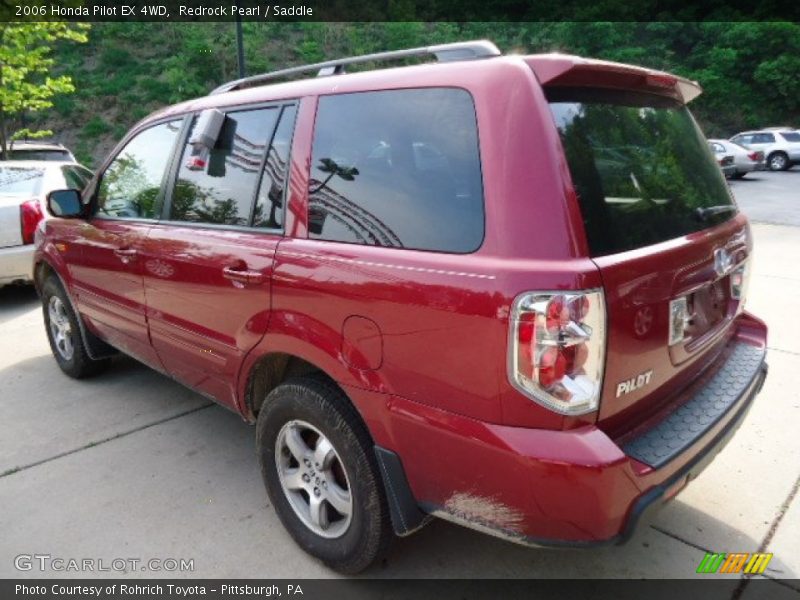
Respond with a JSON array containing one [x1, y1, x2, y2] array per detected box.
[[695, 205, 737, 221]]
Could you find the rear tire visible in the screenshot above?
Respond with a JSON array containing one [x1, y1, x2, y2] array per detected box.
[[256, 375, 392, 574], [41, 276, 110, 378], [768, 151, 789, 171]]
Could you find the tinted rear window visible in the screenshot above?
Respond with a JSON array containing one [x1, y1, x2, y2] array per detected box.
[[548, 88, 736, 256], [308, 88, 484, 253], [780, 132, 800, 142], [0, 167, 44, 195], [7, 149, 71, 161]]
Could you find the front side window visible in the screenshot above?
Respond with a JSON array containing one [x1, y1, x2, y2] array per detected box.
[[96, 120, 182, 219], [170, 108, 279, 226], [308, 88, 484, 253], [548, 88, 735, 256]]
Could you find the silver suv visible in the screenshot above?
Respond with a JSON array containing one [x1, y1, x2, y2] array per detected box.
[[730, 129, 800, 171]]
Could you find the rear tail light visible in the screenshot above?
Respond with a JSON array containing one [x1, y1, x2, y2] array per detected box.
[[730, 260, 751, 310], [747, 152, 759, 162], [20, 199, 44, 245], [508, 290, 605, 415], [668, 296, 689, 346]]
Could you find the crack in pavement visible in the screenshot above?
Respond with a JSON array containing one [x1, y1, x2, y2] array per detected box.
[[650, 474, 800, 597], [650, 524, 715, 554], [732, 473, 800, 599], [0, 402, 215, 479], [767, 347, 800, 357]]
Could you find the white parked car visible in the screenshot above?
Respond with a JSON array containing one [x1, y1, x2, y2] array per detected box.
[[0, 161, 92, 288], [707, 141, 736, 178], [2, 141, 76, 162], [730, 129, 800, 171], [708, 139, 765, 178]]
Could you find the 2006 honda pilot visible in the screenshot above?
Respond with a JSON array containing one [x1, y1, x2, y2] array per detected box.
[[34, 41, 768, 573]]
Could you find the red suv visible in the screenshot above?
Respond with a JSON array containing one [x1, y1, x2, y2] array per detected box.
[[35, 41, 768, 573]]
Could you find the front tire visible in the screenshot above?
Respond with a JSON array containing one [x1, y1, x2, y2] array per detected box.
[[41, 276, 110, 378], [768, 151, 789, 171], [256, 376, 392, 574]]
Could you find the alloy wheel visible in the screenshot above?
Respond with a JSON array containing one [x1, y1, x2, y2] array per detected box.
[[48, 296, 74, 361], [275, 419, 353, 538]]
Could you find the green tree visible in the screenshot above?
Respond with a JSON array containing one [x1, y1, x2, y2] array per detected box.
[[0, 22, 89, 158]]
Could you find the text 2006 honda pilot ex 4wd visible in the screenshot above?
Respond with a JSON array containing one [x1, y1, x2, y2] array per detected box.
[[35, 41, 768, 573]]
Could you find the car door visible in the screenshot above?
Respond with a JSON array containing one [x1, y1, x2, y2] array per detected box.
[[139, 103, 297, 409], [68, 119, 183, 367]]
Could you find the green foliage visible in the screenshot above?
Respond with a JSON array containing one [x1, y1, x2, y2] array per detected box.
[[12, 127, 53, 141], [0, 22, 89, 156], [17, 21, 799, 168], [81, 116, 111, 138]]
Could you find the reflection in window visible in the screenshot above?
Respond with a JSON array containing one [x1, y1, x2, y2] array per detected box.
[[253, 105, 296, 229], [170, 108, 278, 226], [97, 120, 182, 219], [308, 88, 484, 253], [548, 88, 735, 256]]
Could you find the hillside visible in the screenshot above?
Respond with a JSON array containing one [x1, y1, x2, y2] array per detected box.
[[28, 21, 800, 168]]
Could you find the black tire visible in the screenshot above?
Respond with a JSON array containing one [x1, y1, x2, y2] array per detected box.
[[256, 375, 392, 574], [767, 151, 789, 171], [731, 172, 746, 179], [41, 276, 111, 378]]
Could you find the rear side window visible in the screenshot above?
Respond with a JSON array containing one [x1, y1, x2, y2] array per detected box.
[[7, 150, 71, 161], [781, 132, 800, 142], [548, 88, 736, 256], [170, 108, 279, 226], [308, 88, 484, 253], [756, 133, 775, 143], [253, 105, 297, 229]]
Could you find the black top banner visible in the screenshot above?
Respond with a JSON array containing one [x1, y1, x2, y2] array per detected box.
[[0, 0, 798, 22]]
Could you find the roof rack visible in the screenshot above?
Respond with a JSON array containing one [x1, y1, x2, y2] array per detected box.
[[210, 40, 501, 95]]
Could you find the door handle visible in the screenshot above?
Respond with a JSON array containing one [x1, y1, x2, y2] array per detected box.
[[114, 247, 137, 261], [222, 266, 265, 285]]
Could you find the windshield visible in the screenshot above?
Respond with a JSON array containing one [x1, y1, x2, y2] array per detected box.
[[548, 88, 736, 256], [0, 166, 45, 195]]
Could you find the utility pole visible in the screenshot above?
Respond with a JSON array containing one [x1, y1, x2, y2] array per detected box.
[[234, 0, 245, 78]]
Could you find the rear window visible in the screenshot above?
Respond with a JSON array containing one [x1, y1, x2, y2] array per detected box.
[[780, 132, 800, 142], [548, 88, 736, 256], [0, 166, 44, 195], [7, 149, 71, 161], [308, 88, 484, 253]]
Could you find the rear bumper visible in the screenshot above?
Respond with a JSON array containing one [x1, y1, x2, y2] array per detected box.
[[0, 244, 34, 287], [373, 318, 768, 546]]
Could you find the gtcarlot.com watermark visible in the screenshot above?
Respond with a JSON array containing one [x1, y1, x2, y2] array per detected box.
[[14, 554, 194, 573]]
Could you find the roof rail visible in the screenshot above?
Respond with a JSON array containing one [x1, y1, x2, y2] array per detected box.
[[210, 40, 501, 95]]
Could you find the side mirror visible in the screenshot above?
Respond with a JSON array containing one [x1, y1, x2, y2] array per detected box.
[[47, 189, 83, 218]]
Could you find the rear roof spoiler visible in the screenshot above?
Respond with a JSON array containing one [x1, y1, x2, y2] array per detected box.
[[526, 54, 702, 103]]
